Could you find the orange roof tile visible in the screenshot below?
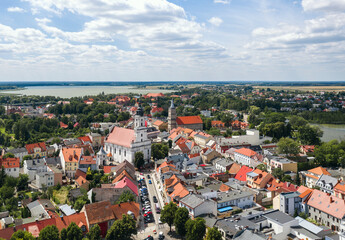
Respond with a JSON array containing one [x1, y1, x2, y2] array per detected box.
[[176, 116, 203, 125], [62, 147, 82, 163], [0, 157, 20, 169], [219, 184, 231, 192], [334, 182, 345, 192], [308, 167, 331, 176], [84, 201, 115, 225], [235, 148, 257, 157], [169, 182, 189, 199], [299, 189, 313, 198], [111, 202, 140, 220], [76, 175, 89, 187], [112, 170, 134, 184], [305, 173, 319, 180], [25, 142, 47, 154]]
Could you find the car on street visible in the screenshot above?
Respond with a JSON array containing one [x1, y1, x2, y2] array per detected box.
[[147, 175, 151, 179], [153, 196, 158, 203], [149, 180, 152, 184], [144, 235, 154, 240]]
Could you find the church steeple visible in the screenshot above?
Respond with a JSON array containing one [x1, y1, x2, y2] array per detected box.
[[168, 99, 177, 132]]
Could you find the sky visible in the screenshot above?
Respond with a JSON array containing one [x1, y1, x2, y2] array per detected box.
[[0, 0, 345, 82]]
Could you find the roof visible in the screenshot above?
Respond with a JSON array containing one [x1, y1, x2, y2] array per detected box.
[[103, 165, 117, 174], [295, 216, 324, 235], [334, 181, 345, 192], [235, 166, 253, 182], [59, 204, 76, 216], [61, 147, 82, 163], [217, 191, 253, 204], [76, 175, 89, 187], [263, 210, 295, 224], [78, 136, 92, 144], [84, 201, 115, 225], [105, 127, 135, 148], [228, 162, 241, 174], [25, 142, 47, 154], [180, 194, 204, 209], [307, 189, 345, 219], [153, 120, 164, 126], [308, 167, 331, 176], [176, 116, 203, 125], [0, 157, 20, 169], [235, 148, 257, 157], [114, 177, 138, 196], [111, 202, 140, 220], [169, 182, 189, 199], [79, 156, 97, 165], [112, 170, 135, 184]]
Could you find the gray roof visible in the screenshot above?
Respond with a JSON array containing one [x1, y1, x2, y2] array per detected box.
[[7, 147, 27, 154], [295, 216, 323, 235], [215, 158, 234, 168], [316, 174, 338, 189], [59, 204, 76, 216], [216, 216, 259, 238], [195, 134, 209, 140], [27, 200, 48, 218], [217, 191, 253, 204], [234, 229, 266, 240], [2, 217, 14, 225], [247, 172, 259, 178], [263, 210, 295, 224], [180, 194, 205, 209], [0, 211, 9, 219]]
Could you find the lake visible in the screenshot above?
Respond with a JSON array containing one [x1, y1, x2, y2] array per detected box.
[[0, 86, 172, 98], [312, 124, 345, 142]]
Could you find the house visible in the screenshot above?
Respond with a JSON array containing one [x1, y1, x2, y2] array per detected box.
[[301, 166, 331, 188], [3, 147, 28, 162], [216, 190, 254, 210], [214, 158, 234, 173], [0, 157, 20, 178], [59, 204, 76, 216], [301, 145, 315, 155], [234, 166, 253, 182], [104, 107, 151, 165], [201, 148, 221, 164], [273, 192, 301, 216], [194, 133, 212, 147], [175, 116, 203, 130], [334, 181, 345, 199], [152, 120, 164, 130], [179, 194, 217, 218], [87, 133, 102, 148], [60, 147, 83, 178], [111, 201, 140, 225], [36, 170, 55, 189], [315, 174, 338, 194], [306, 189, 345, 231], [246, 169, 273, 189], [264, 156, 298, 174], [81, 201, 115, 238], [167, 182, 189, 203], [234, 148, 262, 168], [76, 175, 90, 191], [111, 160, 136, 178], [78, 155, 98, 171], [25, 142, 47, 158], [211, 121, 225, 128], [227, 162, 241, 178], [26, 200, 49, 219]]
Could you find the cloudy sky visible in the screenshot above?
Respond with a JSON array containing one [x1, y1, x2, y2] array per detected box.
[[0, 0, 345, 81]]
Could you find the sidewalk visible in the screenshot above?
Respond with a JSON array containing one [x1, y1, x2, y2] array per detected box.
[[152, 171, 165, 207]]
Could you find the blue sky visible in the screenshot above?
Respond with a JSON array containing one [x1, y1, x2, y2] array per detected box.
[[0, 0, 344, 81]]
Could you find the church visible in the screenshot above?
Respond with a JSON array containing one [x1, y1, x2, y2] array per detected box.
[[168, 100, 203, 132], [104, 107, 151, 165]]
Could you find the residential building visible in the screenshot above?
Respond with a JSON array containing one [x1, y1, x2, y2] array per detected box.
[[334, 181, 345, 199], [246, 169, 273, 189], [176, 116, 203, 130], [201, 148, 221, 164], [301, 166, 331, 188], [79, 155, 98, 171], [315, 174, 338, 194], [25, 142, 47, 158], [234, 165, 253, 182], [104, 107, 151, 164], [234, 148, 262, 168], [0, 157, 20, 178], [264, 156, 297, 173], [215, 158, 234, 173], [216, 190, 254, 209], [273, 192, 301, 216], [179, 194, 217, 218], [60, 147, 83, 178], [3, 147, 28, 162]]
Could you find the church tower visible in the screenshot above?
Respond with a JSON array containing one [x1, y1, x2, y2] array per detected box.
[[168, 100, 177, 132]]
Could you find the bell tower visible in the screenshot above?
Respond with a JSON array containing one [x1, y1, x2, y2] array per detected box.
[[168, 100, 177, 132]]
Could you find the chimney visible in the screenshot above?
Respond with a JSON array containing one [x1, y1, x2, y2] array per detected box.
[[330, 197, 334, 203]]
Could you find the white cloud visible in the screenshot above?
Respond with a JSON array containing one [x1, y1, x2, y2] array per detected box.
[[7, 7, 26, 13], [302, 0, 345, 12], [214, 0, 231, 4], [208, 17, 223, 27]]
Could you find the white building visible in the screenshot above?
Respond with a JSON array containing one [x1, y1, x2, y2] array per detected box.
[[104, 107, 151, 165], [234, 148, 261, 168], [179, 194, 217, 218]]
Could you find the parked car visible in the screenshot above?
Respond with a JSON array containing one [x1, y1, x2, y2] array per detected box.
[[149, 180, 152, 184], [153, 196, 158, 203]]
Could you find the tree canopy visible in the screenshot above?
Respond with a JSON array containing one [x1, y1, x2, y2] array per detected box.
[[160, 202, 178, 232]]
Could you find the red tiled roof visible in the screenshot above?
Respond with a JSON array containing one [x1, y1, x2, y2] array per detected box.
[[146, 93, 165, 98], [299, 189, 313, 199], [61, 147, 82, 163], [0, 157, 20, 169], [60, 122, 68, 128], [235, 148, 257, 157], [334, 182, 345, 192], [151, 107, 163, 113], [308, 167, 330, 176], [78, 136, 92, 144], [169, 182, 189, 199], [176, 116, 203, 125], [153, 120, 164, 126], [84, 201, 115, 225], [307, 190, 345, 219], [219, 184, 231, 192], [111, 202, 140, 220], [75, 169, 87, 179], [76, 175, 89, 187], [79, 156, 97, 165], [105, 127, 135, 148], [25, 142, 47, 154], [305, 173, 319, 180], [235, 166, 253, 182], [228, 162, 241, 174], [112, 170, 135, 184], [114, 177, 138, 196]]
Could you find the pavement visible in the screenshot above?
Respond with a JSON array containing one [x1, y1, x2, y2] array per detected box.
[[134, 171, 180, 240]]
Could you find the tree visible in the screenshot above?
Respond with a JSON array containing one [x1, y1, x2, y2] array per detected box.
[[10, 230, 35, 240], [17, 174, 29, 191], [277, 137, 300, 156], [160, 202, 178, 232], [66, 222, 83, 240], [38, 225, 60, 240], [295, 125, 323, 145], [86, 224, 101, 240], [116, 190, 136, 204], [256, 164, 267, 172], [3, 152, 15, 158], [174, 207, 190, 236], [21, 206, 31, 218], [134, 152, 145, 169], [23, 155, 32, 160], [60, 229, 67, 240], [295, 171, 301, 185], [185, 217, 206, 240], [105, 214, 137, 240], [272, 168, 285, 180], [205, 227, 222, 240]]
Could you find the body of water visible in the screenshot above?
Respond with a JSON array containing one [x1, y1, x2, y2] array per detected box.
[[312, 124, 345, 142], [0, 86, 172, 98]]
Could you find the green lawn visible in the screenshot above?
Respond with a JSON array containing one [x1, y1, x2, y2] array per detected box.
[[53, 186, 70, 205]]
